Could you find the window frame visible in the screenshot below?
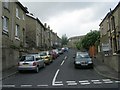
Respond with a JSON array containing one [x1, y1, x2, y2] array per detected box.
[[16, 7, 20, 19], [15, 24, 20, 40], [2, 16, 9, 34], [3, 0, 9, 9], [23, 14, 25, 20]]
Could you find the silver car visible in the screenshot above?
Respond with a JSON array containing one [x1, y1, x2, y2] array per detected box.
[[18, 54, 45, 73]]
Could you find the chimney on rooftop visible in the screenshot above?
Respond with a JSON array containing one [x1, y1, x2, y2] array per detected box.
[[44, 23, 47, 28]]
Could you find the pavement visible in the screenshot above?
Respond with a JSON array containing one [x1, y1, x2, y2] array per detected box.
[[0, 66, 18, 81], [93, 58, 120, 80], [0, 58, 120, 81]]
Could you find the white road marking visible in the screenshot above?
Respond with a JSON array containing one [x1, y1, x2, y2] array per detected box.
[[115, 81, 120, 83], [79, 80, 89, 83], [37, 85, 48, 87], [80, 82, 91, 85], [91, 80, 100, 82], [3, 85, 15, 87], [102, 79, 111, 81], [52, 69, 63, 86], [21, 85, 32, 87], [104, 81, 113, 84], [64, 56, 67, 60], [91, 80, 102, 84], [67, 83, 77, 86], [52, 83, 63, 86], [66, 81, 76, 83], [79, 80, 91, 85], [66, 81, 77, 86], [93, 82, 102, 84], [55, 81, 63, 83], [102, 79, 113, 84], [61, 60, 65, 66]]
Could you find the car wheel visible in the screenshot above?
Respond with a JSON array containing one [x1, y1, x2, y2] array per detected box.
[[91, 66, 93, 69], [47, 61, 50, 65], [18, 70, 22, 73], [51, 60, 53, 63], [74, 65, 77, 69], [35, 66, 39, 73]]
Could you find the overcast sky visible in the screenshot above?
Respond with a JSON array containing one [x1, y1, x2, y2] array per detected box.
[[19, 0, 119, 38]]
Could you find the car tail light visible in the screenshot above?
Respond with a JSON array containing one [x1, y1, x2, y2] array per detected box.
[[33, 62, 37, 66]]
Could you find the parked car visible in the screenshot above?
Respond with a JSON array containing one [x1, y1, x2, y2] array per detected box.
[[58, 48, 63, 54], [74, 52, 93, 69], [39, 51, 53, 64], [50, 50, 57, 59], [18, 54, 45, 73], [52, 49, 59, 57], [64, 47, 69, 52]]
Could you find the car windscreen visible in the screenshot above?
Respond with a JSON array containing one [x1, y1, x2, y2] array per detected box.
[[77, 54, 89, 58], [39, 52, 47, 56], [58, 49, 61, 51], [20, 56, 34, 61], [76, 54, 90, 61]]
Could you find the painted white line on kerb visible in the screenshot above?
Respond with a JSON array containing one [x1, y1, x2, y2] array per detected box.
[[3, 85, 15, 87], [21, 85, 32, 87], [52, 69, 63, 86], [61, 60, 65, 66], [37, 85, 48, 87]]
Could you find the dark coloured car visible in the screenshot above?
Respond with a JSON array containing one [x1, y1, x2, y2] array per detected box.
[[74, 52, 93, 69]]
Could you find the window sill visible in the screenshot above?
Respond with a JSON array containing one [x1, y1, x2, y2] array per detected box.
[[3, 6, 10, 12], [16, 16, 20, 20], [2, 30, 9, 36], [15, 37, 20, 41]]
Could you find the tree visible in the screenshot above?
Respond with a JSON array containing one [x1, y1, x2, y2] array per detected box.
[[76, 30, 100, 50], [61, 34, 68, 46]]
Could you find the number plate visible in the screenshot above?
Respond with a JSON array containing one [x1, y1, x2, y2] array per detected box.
[[23, 63, 28, 66], [81, 64, 88, 66]]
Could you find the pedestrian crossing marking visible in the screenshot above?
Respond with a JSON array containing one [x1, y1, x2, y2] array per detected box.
[[2, 78, 119, 87]]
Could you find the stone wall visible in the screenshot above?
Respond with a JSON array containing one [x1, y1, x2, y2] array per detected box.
[[97, 52, 120, 72], [2, 48, 19, 71], [104, 54, 120, 72]]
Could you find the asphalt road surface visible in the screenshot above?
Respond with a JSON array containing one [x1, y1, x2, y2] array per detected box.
[[2, 49, 119, 89]]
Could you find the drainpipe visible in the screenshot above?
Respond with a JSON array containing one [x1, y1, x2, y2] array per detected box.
[[110, 8, 117, 53]]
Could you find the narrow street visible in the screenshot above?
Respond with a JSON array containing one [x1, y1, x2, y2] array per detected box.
[[2, 49, 119, 89]]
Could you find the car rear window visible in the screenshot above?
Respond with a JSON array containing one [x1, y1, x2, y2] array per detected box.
[[20, 56, 34, 61], [40, 52, 47, 56]]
